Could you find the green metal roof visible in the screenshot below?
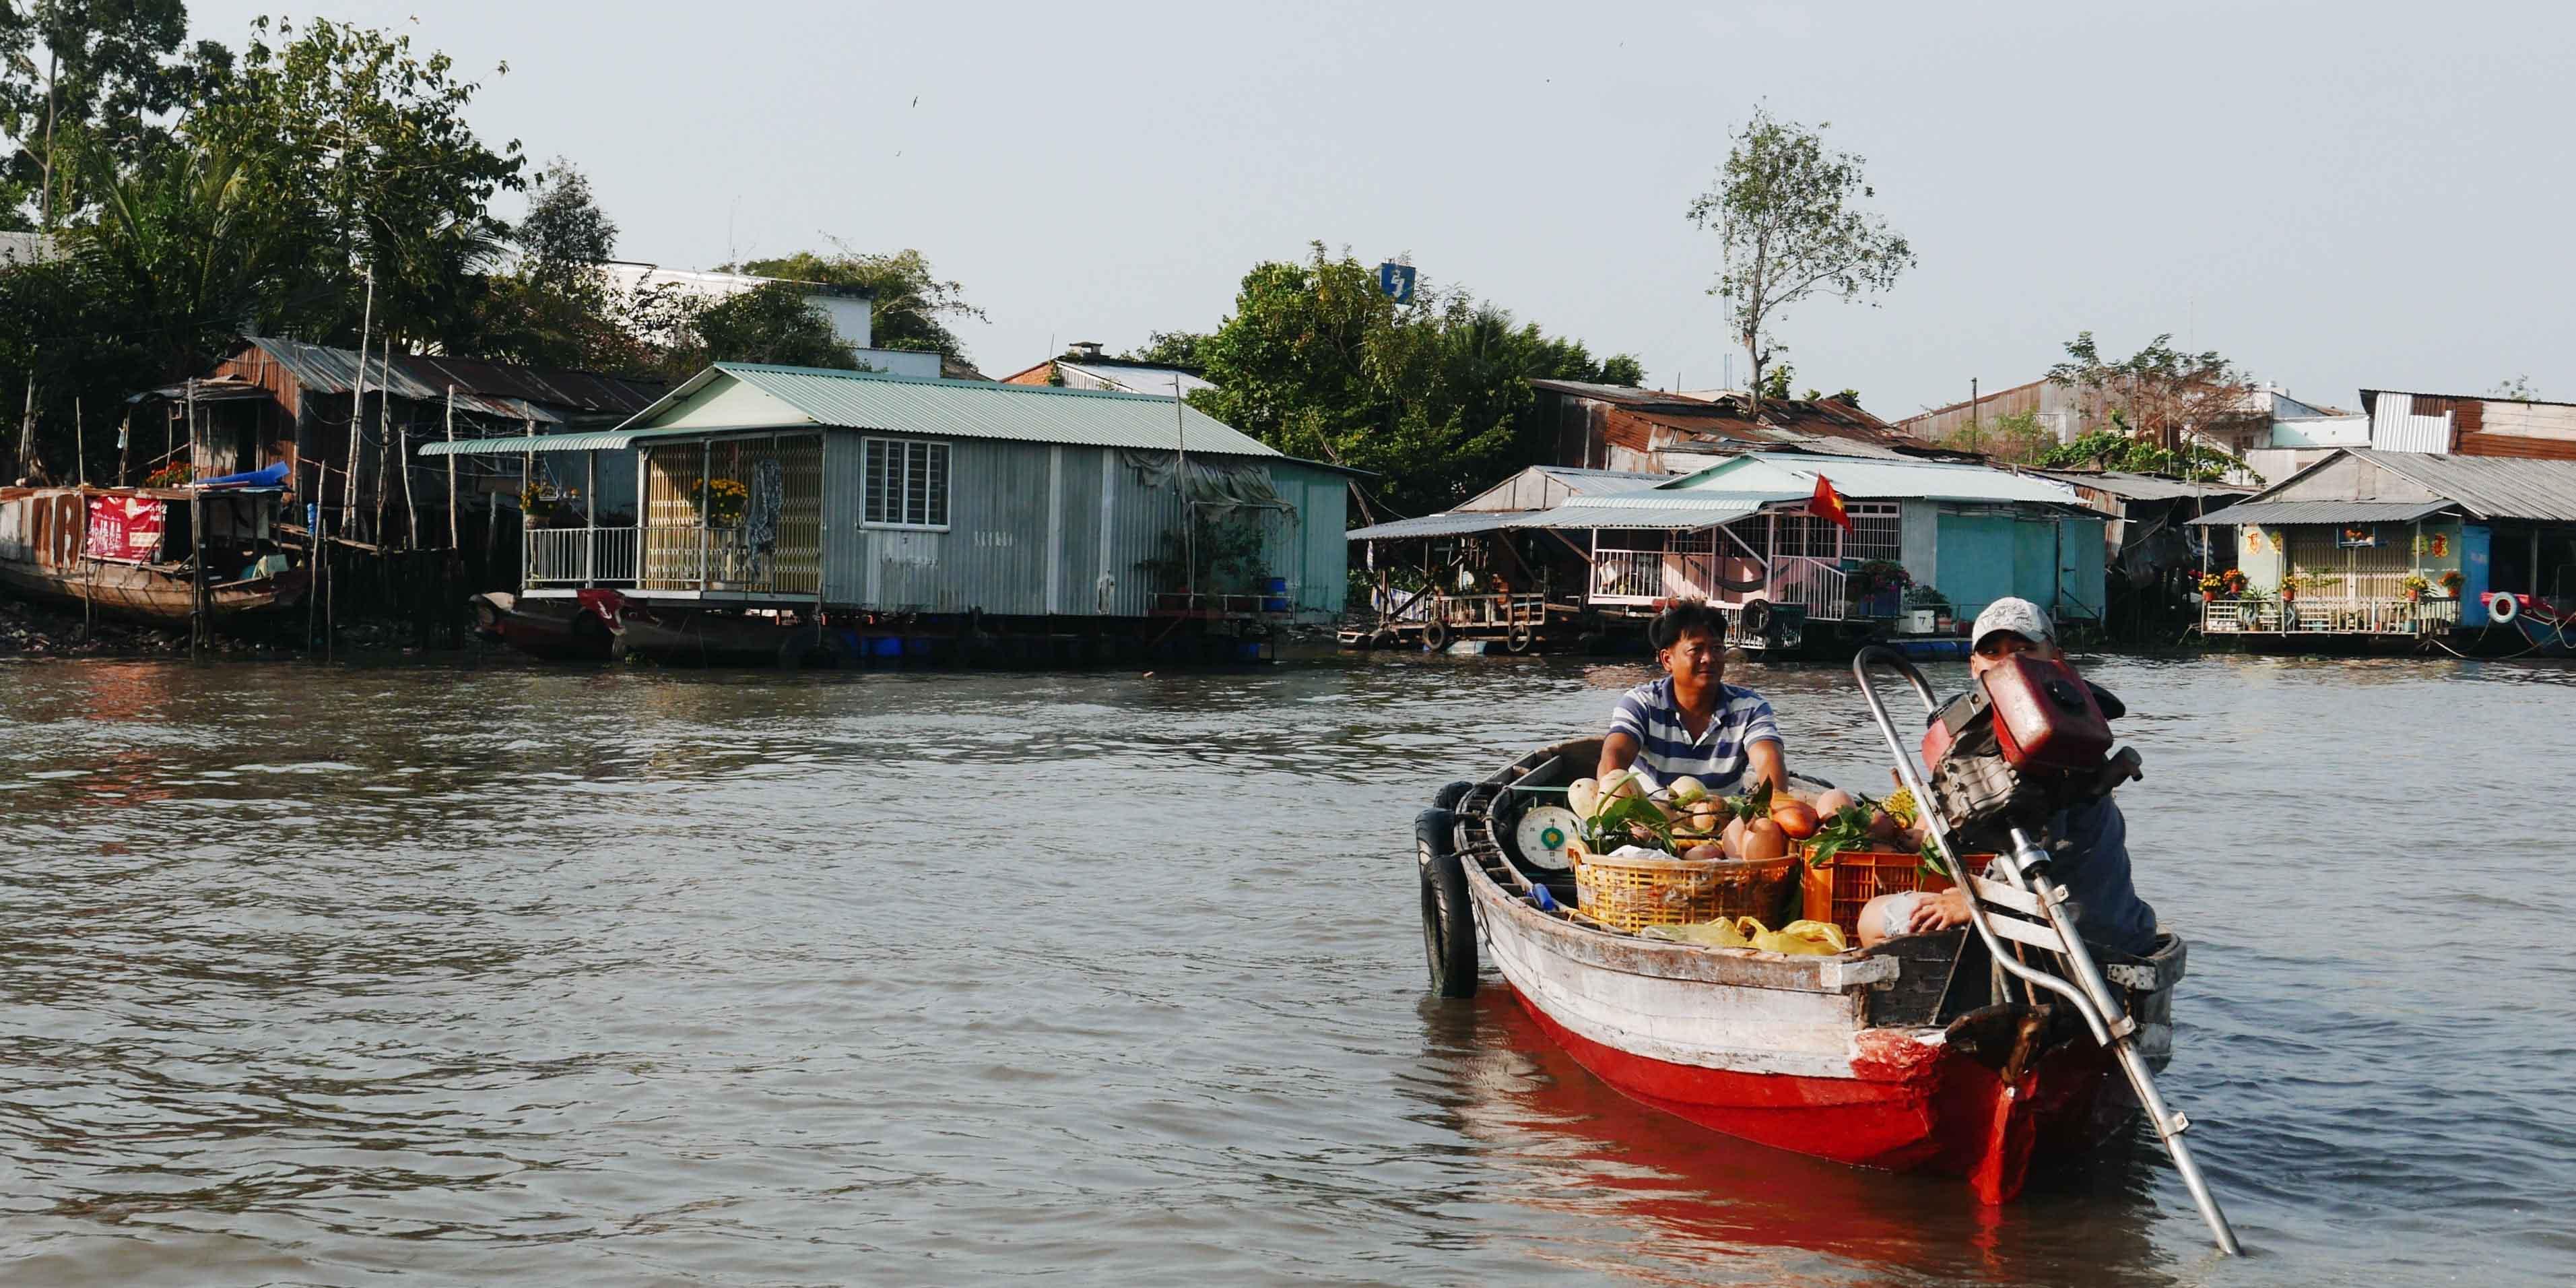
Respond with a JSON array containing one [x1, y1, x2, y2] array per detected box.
[[418, 426, 713, 456], [708, 363, 1279, 456], [418, 362, 1284, 459]]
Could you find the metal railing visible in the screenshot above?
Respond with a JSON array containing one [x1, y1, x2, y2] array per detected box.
[[525, 527, 639, 587], [1766, 556, 1850, 621], [1590, 548, 1665, 602], [2201, 595, 2462, 635]]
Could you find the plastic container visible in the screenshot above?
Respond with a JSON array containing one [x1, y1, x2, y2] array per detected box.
[[869, 637, 904, 659], [1573, 852, 1797, 933], [1800, 847, 1968, 940]]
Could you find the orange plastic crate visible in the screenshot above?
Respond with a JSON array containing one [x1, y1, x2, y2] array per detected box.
[[1799, 847, 1973, 940]]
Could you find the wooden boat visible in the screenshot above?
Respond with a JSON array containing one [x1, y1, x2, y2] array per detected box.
[[0, 484, 308, 626], [1418, 736, 2192, 1209], [470, 591, 619, 661]]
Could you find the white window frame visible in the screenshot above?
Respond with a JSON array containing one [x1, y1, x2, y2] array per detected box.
[[1847, 501, 1903, 565], [861, 437, 952, 532]]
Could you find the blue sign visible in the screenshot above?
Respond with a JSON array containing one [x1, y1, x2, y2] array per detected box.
[[1377, 261, 1416, 304]]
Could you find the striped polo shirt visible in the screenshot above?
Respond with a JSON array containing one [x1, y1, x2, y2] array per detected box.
[[1607, 678, 1783, 796]]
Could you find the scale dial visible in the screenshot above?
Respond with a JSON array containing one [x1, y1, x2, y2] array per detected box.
[[1513, 805, 1584, 872]]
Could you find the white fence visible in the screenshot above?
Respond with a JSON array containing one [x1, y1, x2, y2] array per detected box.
[[1764, 556, 1850, 622], [525, 527, 639, 587], [2201, 596, 2462, 635]]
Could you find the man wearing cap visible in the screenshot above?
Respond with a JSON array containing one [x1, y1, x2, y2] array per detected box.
[[1859, 598, 2160, 955]]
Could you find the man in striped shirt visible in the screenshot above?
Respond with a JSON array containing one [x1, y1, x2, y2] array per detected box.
[[1596, 600, 1787, 796]]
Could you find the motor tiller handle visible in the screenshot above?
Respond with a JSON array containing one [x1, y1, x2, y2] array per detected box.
[[1848, 646, 2241, 1256]]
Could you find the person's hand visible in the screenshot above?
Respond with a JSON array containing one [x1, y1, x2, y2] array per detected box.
[[1907, 887, 1973, 935]]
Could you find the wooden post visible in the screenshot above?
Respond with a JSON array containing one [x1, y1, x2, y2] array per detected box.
[[187, 378, 204, 657], [444, 387, 458, 549], [118, 411, 129, 486], [585, 449, 597, 585], [73, 395, 84, 486], [400, 414, 419, 550], [374, 336, 395, 548], [344, 267, 373, 532]]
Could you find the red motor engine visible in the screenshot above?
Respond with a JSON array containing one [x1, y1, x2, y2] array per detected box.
[[1921, 654, 2138, 833]]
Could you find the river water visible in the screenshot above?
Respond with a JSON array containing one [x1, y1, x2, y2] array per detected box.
[[1, 649, 2569, 1286]]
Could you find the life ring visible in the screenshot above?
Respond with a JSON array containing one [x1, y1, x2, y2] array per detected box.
[[2490, 592, 2520, 623], [1739, 598, 1775, 639]]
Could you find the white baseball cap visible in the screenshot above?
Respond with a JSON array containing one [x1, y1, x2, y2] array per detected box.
[[1971, 598, 2054, 650]]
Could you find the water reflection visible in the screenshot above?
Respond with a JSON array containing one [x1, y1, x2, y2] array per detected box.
[[1408, 992, 2181, 1287]]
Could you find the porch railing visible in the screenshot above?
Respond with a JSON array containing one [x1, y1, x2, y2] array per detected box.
[[2201, 596, 2462, 635], [525, 527, 639, 587], [1591, 548, 1666, 602], [1764, 556, 1850, 622]]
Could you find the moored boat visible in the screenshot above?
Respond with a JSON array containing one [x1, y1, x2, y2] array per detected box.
[[0, 480, 309, 627]]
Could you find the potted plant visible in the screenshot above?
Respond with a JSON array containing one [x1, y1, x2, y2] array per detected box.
[[1853, 559, 1911, 616], [2398, 573, 2431, 603], [145, 462, 193, 488], [520, 480, 560, 524], [2197, 571, 2226, 603], [2439, 569, 2465, 598], [702, 476, 749, 529]]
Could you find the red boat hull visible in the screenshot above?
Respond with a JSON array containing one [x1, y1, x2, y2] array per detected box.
[[1509, 982, 2132, 1204]]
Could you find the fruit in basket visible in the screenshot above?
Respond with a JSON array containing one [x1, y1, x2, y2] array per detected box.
[[1687, 798, 1723, 835], [1601, 769, 1645, 801], [1771, 799, 1821, 840], [1667, 775, 1709, 805], [1568, 777, 1601, 819], [1682, 841, 1723, 860], [1867, 810, 1903, 842], [1740, 818, 1789, 860], [1721, 814, 1749, 858], [1814, 788, 1855, 816]]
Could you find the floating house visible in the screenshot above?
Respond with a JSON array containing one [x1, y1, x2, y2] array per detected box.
[[420, 363, 1351, 663], [1346, 453, 2103, 653], [2185, 448, 2576, 650]]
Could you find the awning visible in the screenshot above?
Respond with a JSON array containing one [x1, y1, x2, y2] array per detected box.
[[2184, 499, 2451, 526], [1346, 501, 1764, 541], [418, 426, 773, 457], [1530, 502, 1762, 530]]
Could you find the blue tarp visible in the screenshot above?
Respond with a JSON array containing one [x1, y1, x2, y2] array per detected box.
[[197, 463, 290, 489]]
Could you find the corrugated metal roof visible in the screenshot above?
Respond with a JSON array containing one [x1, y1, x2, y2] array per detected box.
[[1346, 512, 1531, 540], [398, 352, 663, 418], [2027, 470, 2258, 501], [1531, 501, 1764, 529], [244, 336, 560, 424], [419, 426, 715, 457], [1532, 465, 1670, 494], [2183, 499, 2451, 526], [1667, 453, 2082, 505], [2350, 449, 2576, 522], [659, 364, 1282, 457], [1346, 499, 1763, 540]]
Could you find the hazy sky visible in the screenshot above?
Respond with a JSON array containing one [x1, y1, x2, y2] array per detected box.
[[192, 1, 2575, 416]]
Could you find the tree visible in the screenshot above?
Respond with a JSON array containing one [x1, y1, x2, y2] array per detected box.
[[0, 0, 207, 228], [467, 157, 628, 368], [1687, 107, 1911, 416], [1122, 329, 1208, 369], [727, 245, 983, 359], [2490, 374, 2542, 401], [1193, 243, 1645, 516], [2045, 330, 2255, 455]]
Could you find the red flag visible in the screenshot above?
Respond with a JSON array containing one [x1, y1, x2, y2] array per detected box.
[[1810, 474, 1853, 532]]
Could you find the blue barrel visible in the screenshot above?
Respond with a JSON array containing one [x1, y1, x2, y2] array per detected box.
[[902, 637, 935, 659], [1263, 576, 1288, 593], [870, 636, 904, 659]]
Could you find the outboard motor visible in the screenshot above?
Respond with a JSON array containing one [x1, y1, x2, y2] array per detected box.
[[1919, 653, 2142, 834]]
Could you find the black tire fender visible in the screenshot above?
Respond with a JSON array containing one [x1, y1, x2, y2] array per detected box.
[[1422, 618, 1451, 650], [1432, 780, 1475, 811], [1416, 808, 1478, 998]]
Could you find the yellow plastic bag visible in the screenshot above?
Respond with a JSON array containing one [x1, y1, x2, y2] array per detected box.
[[1641, 917, 1751, 948], [1736, 917, 1849, 956]]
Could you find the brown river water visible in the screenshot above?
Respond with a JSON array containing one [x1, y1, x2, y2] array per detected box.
[[1, 649, 2570, 1286]]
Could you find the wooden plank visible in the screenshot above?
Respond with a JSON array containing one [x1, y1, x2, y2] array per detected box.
[[1967, 874, 2047, 918], [1981, 911, 2068, 954]]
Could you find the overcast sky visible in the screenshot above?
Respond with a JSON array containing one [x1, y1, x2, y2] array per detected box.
[[193, 1, 2575, 416]]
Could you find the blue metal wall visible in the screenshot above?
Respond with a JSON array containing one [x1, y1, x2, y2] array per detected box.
[[816, 430, 1345, 620]]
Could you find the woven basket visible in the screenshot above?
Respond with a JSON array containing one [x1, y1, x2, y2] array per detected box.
[[1573, 851, 1798, 933]]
